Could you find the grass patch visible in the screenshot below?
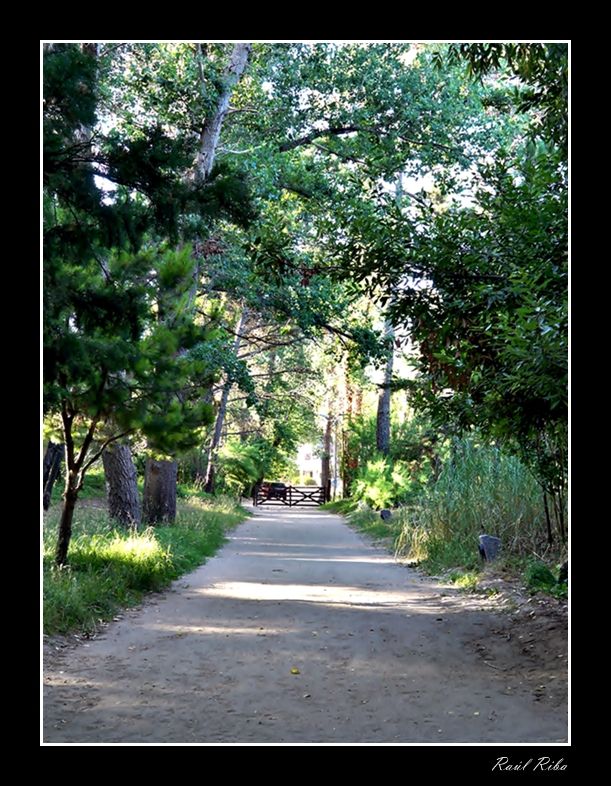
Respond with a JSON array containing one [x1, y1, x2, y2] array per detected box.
[[448, 570, 481, 591], [43, 495, 248, 636], [320, 498, 358, 515], [176, 482, 213, 501], [345, 507, 403, 546]]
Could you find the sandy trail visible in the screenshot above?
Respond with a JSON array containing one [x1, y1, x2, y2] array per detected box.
[[43, 505, 567, 743]]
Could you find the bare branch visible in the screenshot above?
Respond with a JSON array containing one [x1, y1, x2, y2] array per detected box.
[[395, 131, 468, 159], [217, 144, 264, 155], [80, 430, 134, 475], [74, 415, 101, 474], [278, 121, 468, 162], [247, 367, 318, 380], [279, 125, 362, 152], [238, 336, 305, 360], [312, 142, 367, 166], [226, 106, 260, 115]]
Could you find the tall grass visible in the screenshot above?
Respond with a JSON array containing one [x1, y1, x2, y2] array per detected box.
[[395, 439, 550, 572], [43, 495, 247, 636]]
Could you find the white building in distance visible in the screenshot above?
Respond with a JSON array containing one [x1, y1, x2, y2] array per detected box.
[[296, 443, 322, 485]]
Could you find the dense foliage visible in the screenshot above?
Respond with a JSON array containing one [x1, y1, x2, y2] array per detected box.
[[44, 42, 567, 568]]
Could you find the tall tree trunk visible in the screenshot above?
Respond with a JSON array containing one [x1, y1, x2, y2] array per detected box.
[[103, 444, 141, 528], [43, 442, 55, 485], [152, 44, 251, 504], [204, 308, 249, 494], [56, 473, 78, 566], [43, 441, 63, 511], [204, 379, 232, 494], [192, 43, 252, 183], [553, 489, 566, 544], [321, 406, 333, 502], [190, 45, 252, 491], [143, 458, 178, 524], [376, 323, 394, 455], [375, 174, 402, 458], [542, 490, 554, 546], [342, 367, 355, 497], [354, 385, 363, 419]]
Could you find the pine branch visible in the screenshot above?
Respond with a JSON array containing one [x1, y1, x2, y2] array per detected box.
[[80, 430, 134, 475]]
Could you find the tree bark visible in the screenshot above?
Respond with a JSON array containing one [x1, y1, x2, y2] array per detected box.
[[321, 406, 333, 502], [103, 444, 141, 528], [143, 458, 178, 524], [375, 175, 401, 458], [376, 323, 394, 455], [543, 490, 554, 547], [56, 475, 78, 566], [204, 307, 249, 494], [203, 380, 231, 494], [192, 43, 252, 183], [43, 441, 63, 510]]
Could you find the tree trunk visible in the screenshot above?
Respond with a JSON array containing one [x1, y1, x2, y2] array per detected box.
[[43, 441, 56, 485], [56, 476, 78, 566], [143, 458, 178, 524], [341, 367, 354, 497], [552, 489, 566, 544], [321, 407, 332, 502], [375, 176, 401, 458], [76, 44, 99, 155], [43, 441, 63, 510], [192, 43, 252, 183], [376, 323, 394, 455], [543, 491, 554, 547], [103, 444, 141, 528], [204, 307, 249, 494], [354, 386, 363, 419], [204, 380, 231, 494]]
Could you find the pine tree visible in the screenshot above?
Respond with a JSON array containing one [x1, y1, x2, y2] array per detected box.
[[43, 45, 228, 563]]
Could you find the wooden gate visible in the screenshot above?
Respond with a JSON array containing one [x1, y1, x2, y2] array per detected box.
[[253, 484, 327, 507]]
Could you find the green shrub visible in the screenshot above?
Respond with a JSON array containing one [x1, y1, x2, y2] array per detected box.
[[217, 440, 263, 495], [352, 457, 412, 509]]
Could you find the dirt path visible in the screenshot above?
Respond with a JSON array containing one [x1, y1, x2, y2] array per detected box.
[[43, 506, 567, 743]]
